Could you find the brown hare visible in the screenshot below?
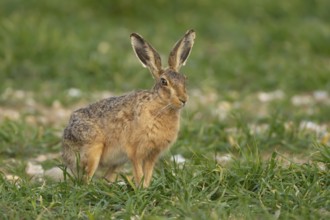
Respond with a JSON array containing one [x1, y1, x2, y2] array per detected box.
[[62, 30, 196, 187]]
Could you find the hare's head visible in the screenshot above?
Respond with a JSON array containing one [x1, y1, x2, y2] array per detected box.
[[131, 30, 195, 109]]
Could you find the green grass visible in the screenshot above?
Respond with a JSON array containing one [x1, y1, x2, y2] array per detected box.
[[0, 0, 329, 219], [1, 150, 329, 219]]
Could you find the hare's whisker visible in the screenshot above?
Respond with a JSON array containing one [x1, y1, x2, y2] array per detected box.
[[153, 103, 172, 119]]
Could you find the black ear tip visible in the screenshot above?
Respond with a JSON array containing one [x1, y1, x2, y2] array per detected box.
[[130, 33, 144, 41], [130, 33, 138, 38], [184, 29, 196, 40], [186, 29, 195, 34]]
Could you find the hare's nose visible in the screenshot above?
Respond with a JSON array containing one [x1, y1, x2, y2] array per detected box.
[[179, 99, 187, 105]]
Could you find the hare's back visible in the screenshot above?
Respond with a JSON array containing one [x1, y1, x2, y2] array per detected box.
[[74, 96, 127, 119], [63, 95, 127, 142]]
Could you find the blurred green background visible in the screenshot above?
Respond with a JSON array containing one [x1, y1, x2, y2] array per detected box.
[[1, 0, 329, 96]]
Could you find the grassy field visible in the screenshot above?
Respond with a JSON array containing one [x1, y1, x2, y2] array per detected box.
[[1, 0, 330, 219]]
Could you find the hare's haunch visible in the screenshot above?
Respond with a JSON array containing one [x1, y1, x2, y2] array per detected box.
[[62, 30, 196, 187]]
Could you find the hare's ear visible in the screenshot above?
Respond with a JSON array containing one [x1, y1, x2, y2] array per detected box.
[[168, 29, 196, 71], [131, 33, 162, 79]]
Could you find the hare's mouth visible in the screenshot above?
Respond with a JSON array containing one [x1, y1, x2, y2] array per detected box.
[[171, 97, 187, 109]]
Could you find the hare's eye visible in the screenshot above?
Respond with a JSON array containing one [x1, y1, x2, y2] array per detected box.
[[160, 78, 168, 86]]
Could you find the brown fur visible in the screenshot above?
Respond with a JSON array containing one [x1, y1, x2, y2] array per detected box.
[[62, 30, 196, 187]]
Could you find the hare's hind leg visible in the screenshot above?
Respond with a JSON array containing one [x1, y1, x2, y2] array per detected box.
[[83, 142, 104, 183]]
